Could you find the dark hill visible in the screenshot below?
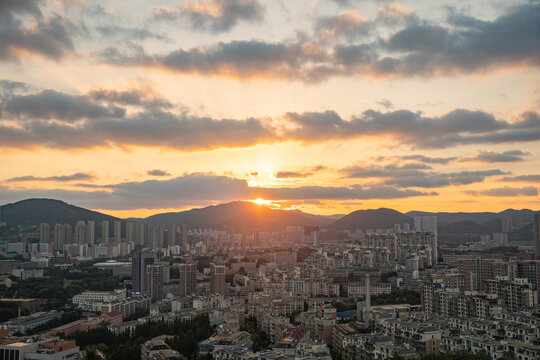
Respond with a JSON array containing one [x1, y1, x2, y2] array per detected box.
[[0, 198, 118, 227], [329, 208, 413, 230], [145, 201, 330, 230], [439, 220, 487, 234]]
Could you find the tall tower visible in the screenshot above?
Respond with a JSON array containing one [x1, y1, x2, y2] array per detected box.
[[102, 221, 109, 244], [132, 251, 158, 293], [168, 224, 176, 247], [114, 221, 121, 243], [126, 221, 136, 243], [534, 212, 540, 259], [365, 273, 371, 323], [39, 223, 50, 243], [74, 221, 87, 245], [87, 221, 95, 246], [178, 262, 197, 297], [53, 224, 65, 251], [210, 262, 226, 294], [146, 264, 163, 302]]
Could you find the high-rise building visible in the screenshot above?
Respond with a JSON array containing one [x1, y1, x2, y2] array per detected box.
[[501, 216, 512, 233], [178, 262, 197, 297], [53, 223, 65, 251], [114, 220, 122, 243], [146, 264, 163, 302], [132, 251, 158, 293], [87, 221, 95, 246], [210, 262, 226, 294], [167, 224, 176, 247], [534, 212, 540, 258], [414, 216, 437, 233], [136, 222, 146, 246], [74, 221, 87, 245], [126, 221, 136, 243], [180, 224, 187, 248], [402, 223, 410, 233], [102, 221, 109, 244], [39, 223, 50, 243]]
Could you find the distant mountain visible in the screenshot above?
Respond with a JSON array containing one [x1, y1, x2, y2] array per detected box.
[[0, 198, 118, 227], [406, 209, 536, 227], [439, 220, 487, 234], [329, 208, 413, 230], [322, 214, 346, 221], [145, 201, 331, 230]]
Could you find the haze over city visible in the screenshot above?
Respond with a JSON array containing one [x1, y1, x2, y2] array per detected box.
[[0, 0, 539, 218]]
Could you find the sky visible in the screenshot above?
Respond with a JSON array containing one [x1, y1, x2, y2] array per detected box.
[[0, 0, 539, 218]]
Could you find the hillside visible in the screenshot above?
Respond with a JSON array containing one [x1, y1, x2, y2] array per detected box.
[[406, 209, 535, 227], [145, 201, 331, 230], [439, 220, 487, 234], [329, 208, 413, 230], [0, 198, 118, 227]]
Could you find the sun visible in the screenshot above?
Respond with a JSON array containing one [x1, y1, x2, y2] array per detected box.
[[250, 197, 272, 206]]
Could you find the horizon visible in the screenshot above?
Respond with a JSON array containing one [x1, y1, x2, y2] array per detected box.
[[0, 197, 538, 220], [1, 1, 539, 217]]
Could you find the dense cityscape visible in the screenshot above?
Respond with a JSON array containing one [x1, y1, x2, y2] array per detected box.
[[0, 200, 538, 360], [1, 0, 540, 359]]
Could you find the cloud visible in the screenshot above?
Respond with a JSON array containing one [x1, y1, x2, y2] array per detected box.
[[102, 3, 540, 81], [87, 87, 172, 109], [2, 83, 540, 151], [274, 171, 311, 179], [282, 109, 540, 149], [395, 154, 457, 165], [376, 99, 393, 109], [1, 89, 125, 121], [341, 163, 505, 188], [5, 172, 94, 182], [0, 173, 434, 210], [159, 0, 265, 33], [499, 175, 540, 182], [465, 187, 538, 197], [459, 150, 531, 163], [315, 10, 370, 42], [95, 25, 170, 42], [274, 165, 326, 179], [147, 169, 171, 177], [0, 1, 75, 61]]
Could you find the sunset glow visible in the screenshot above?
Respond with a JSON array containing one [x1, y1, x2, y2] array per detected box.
[[0, 0, 538, 217]]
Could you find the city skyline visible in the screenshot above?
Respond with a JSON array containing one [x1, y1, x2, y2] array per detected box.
[[0, 0, 539, 218]]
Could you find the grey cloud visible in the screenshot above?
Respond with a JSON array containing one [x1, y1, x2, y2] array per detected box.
[[465, 187, 538, 197], [283, 109, 540, 149], [460, 150, 531, 163], [1, 89, 125, 121], [376, 99, 393, 109], [255, 184, 435, 200], [180, 0, 265, 33], [0, 6, 75, 61], [274, 171, 311, 179], [147, 169, 171, 177], [341, 163, 505, 188], [5, 172, 95, 182], [88, 88, 172, 109], [315, 11, 371, 42], [500, 175, 540, 182], [0, 173, 435, 210], [107, 3, 540, 81], [399, 155, 457, 164], [95, 25, 170, 41]]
